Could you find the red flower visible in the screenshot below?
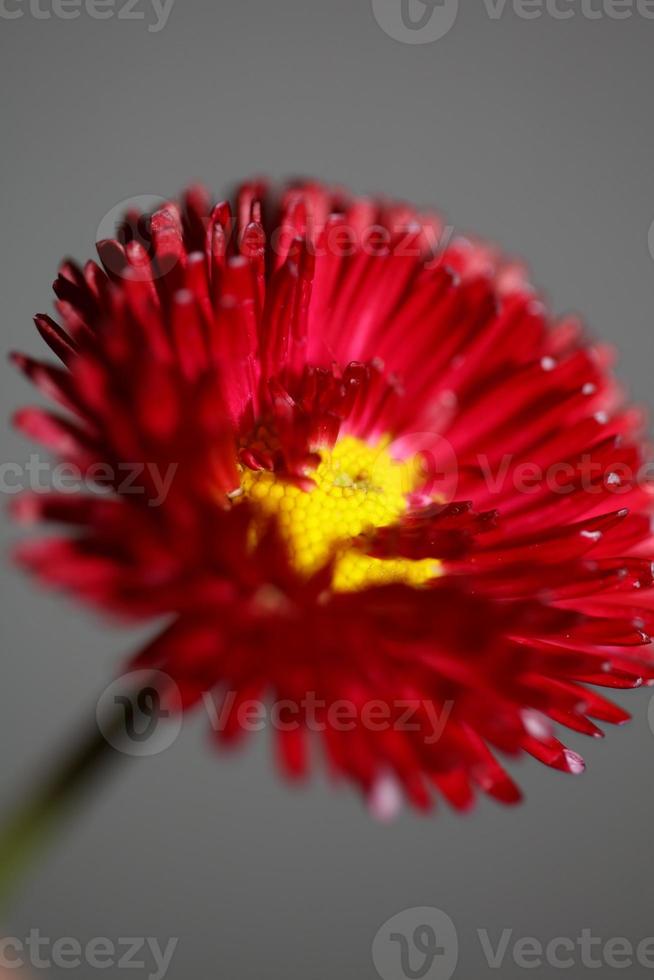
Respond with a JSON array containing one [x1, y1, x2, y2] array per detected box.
[[11, 180, 654, 815]]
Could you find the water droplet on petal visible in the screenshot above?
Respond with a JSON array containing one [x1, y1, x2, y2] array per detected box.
[[369, 772, 403, 823], [563, 749, 585, 775]]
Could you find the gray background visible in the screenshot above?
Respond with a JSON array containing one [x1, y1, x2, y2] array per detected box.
[[2, 1, 654, 977]]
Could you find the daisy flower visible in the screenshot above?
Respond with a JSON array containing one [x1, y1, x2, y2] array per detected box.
[[10, 179, 654, 818]]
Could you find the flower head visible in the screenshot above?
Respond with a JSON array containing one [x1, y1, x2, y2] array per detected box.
[[11, 180, 654, 814]]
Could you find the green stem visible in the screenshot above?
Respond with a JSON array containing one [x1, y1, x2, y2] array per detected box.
[[0, 700, 127, 911]]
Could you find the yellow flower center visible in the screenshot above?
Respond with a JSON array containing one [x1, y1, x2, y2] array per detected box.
[[241, 436, 439, 591]]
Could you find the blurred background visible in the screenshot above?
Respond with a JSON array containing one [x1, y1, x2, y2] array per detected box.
[[1, 2, 654, 977]]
